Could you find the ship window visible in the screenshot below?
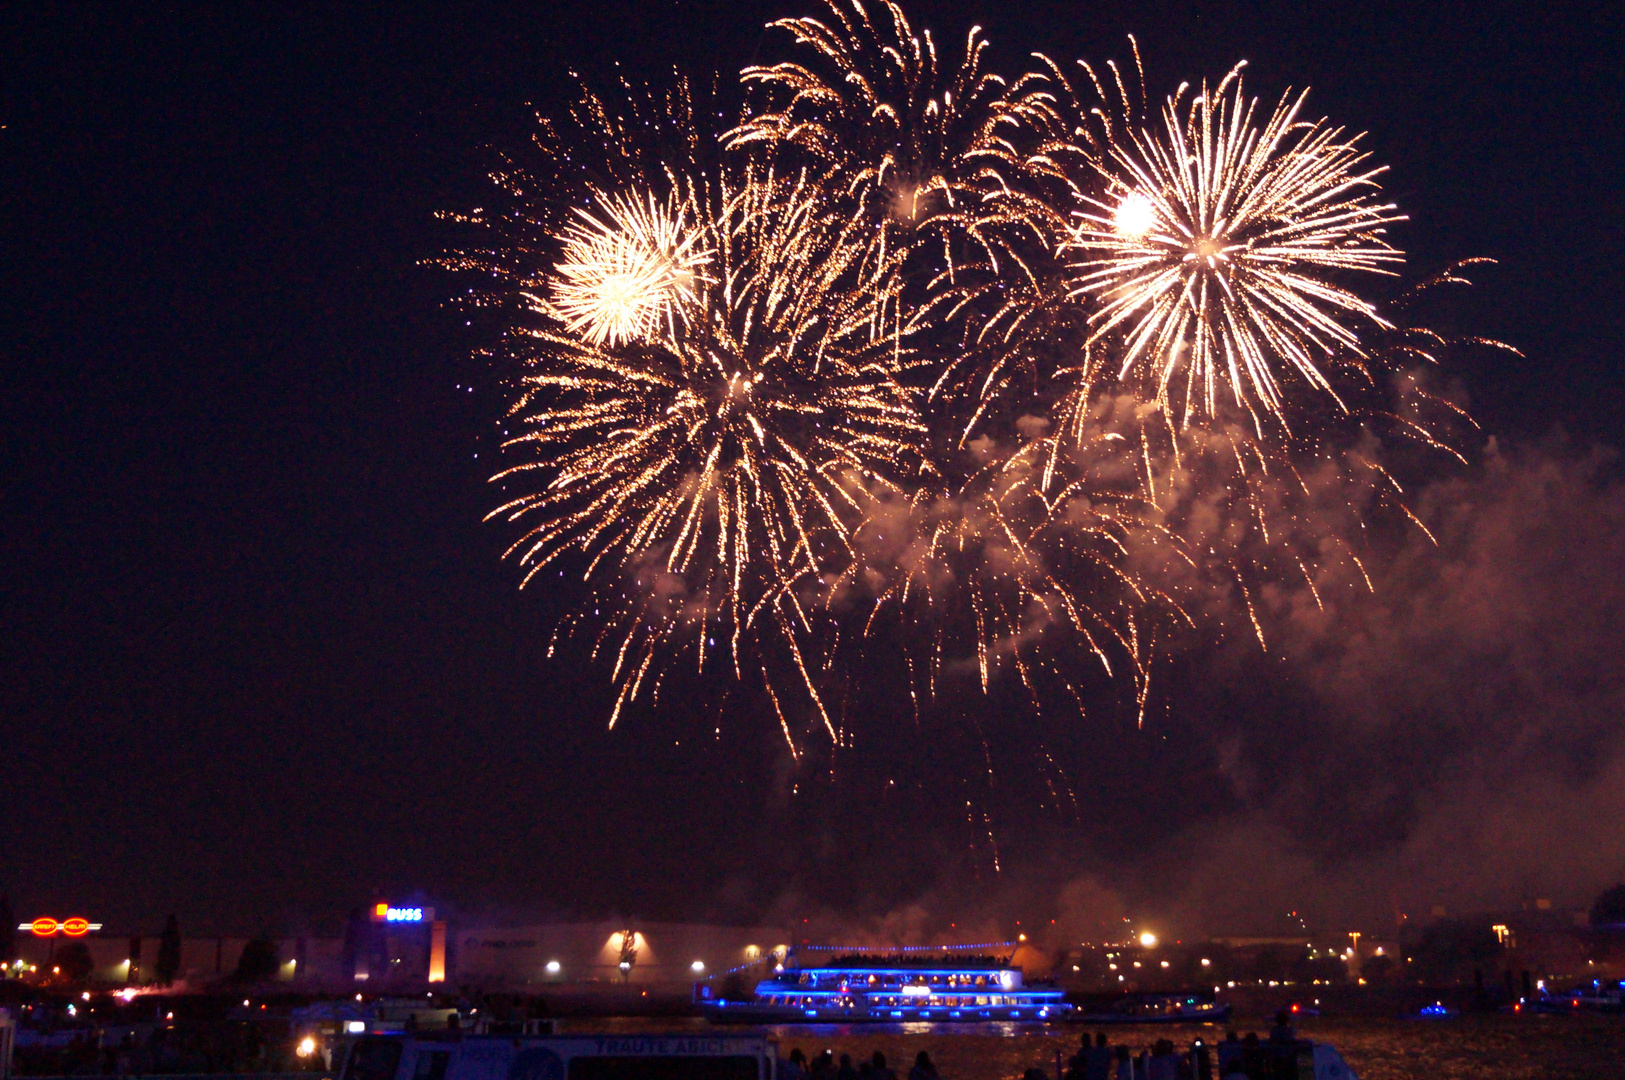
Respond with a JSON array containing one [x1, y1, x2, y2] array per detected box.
[[414, 1052, 450, 1080], [343, 1039, 403, 1080], [975, 976, 987, 987]]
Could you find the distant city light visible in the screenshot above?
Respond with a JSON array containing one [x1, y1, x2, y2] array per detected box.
[[1139, 932, 1158, 948], [691, 961, 705, 972], [345, 1021, 366, 1034], [546, 961, 561, 974], [296, 1037, 317, 1058]]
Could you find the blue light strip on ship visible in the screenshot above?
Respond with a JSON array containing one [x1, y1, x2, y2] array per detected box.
[[706, 940, 1020, 980], [783, 969, 1023, 977]]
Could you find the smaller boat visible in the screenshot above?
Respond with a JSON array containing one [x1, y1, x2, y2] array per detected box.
[[1072, 991, 1231, 1024]]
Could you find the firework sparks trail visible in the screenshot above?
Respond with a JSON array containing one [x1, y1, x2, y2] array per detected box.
[[831, 349, 1181, 719], [730, 0, 1060, 280], [733, 1, 1002, 216], [1065, 64, 1407, 427]]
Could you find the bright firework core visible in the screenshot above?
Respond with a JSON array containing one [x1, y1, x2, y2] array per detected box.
[[543, 187, 712, 348], [1111, 193, 1157, 238]]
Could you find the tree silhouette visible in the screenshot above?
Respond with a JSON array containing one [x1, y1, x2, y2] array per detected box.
[[1590, 883, 1625, 926], [0, 893, 15, 968], [235, 936, 280, 983], [56, 942, 94, 985], [156, 915, 182, 985]]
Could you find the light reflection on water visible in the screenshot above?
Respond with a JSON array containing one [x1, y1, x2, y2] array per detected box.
[[563, 1015, 1625, 1080]]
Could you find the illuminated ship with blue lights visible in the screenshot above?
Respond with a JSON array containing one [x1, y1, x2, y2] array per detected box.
[[697, 949, 1072, 1024]]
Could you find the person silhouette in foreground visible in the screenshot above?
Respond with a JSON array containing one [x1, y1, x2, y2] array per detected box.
[[1147, 1039, 1177, 1080], [1085, 1032, 1113, 1080], [1064, 1034, 1089, 1080], [907, 1050, 939, 1080]]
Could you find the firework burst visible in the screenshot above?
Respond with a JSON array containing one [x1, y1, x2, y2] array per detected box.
[[543, 187, 713, 347], [439, 5, 1497, 752], [491, 171, 921, 740], [732, 0, 1006, 219], [1066, 64, 1407, 427]]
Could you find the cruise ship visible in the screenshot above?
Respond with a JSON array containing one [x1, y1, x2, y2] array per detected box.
[[698, 954, 1072, 1024]]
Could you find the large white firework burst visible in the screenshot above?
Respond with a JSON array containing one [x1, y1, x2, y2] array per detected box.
[[542, 186, 713, 347], [1066, 64, 1407, 426]]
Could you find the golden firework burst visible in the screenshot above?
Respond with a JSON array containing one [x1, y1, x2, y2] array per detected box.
[[491, 171, 921, 739]]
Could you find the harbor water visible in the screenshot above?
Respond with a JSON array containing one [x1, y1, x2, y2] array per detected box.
[[559, 1014, 1625, 1080]]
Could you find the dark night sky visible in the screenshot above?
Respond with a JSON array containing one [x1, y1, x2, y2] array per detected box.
[[3, 1, 1623, 939]]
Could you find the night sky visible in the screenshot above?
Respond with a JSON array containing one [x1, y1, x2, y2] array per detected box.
[[3, 1, 1622, 941]]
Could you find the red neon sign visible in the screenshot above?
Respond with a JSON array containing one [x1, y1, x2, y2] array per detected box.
[[24, 917, 100, 937]]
